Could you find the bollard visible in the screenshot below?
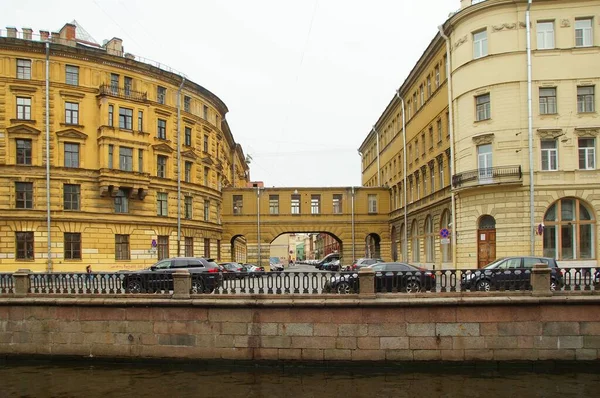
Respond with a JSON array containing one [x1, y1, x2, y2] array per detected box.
[[358, 267, 375, 297], [172, 269, 191, 299], [13, 269, 31, 297], [531, 263, 552, 296]]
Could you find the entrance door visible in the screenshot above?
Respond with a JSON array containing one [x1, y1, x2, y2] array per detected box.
[[477, 229, 496, 268]]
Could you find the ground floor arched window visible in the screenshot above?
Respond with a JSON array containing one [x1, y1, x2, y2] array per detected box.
[[425, 215, 434, 262], [411, 220, 420, 262], [543, 198, 595, 260], [399, 223, 406, 262]]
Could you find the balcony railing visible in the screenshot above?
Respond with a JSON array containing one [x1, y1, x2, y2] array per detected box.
[[452, 165, 522, 189], [98, 84, 147, 102]]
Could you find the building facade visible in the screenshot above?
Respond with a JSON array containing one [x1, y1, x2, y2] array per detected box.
[[0, 23, 249, 272], [361, 0, 600, 268]]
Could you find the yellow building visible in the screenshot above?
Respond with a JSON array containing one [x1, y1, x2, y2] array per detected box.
[[0, 22, 249, 272], [362, 0, 600, 269]]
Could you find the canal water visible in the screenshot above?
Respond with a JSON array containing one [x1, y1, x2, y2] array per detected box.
[[1, 359, 599, 397]]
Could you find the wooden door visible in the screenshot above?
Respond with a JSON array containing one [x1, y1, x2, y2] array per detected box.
[[477, 229, 496, 268]]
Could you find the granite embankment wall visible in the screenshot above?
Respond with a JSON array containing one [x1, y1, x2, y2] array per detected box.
[[1, 296, 600, 362]]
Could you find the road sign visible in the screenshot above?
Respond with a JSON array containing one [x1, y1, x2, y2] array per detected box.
[[440, 238, 450, 245], [440, 228, 450, 238], [151, 239, 157, 248]]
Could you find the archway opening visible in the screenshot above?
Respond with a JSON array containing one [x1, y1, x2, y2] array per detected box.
[[269, 232, 342, 267], [230, 234, 247, 263], [365, 233, 381, 259]]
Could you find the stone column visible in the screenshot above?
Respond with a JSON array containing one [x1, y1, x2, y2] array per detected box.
[[358, 267, 375, 297], [531, 263, 552, 296], [13, 269, 31, 297], [172, 269, 191, 299]]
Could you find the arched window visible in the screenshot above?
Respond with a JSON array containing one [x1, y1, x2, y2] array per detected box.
[[425, 215, 435, 262], [479, 215, 496, 229], [411, 220, 420, 262], [543, 198, 595, 260], [399, 223, 406, 262], [391, 226, 398, 261], [440, 210, 452, 263]]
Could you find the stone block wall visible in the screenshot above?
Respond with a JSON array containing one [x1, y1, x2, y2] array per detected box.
[[1, 296, 600, 362]]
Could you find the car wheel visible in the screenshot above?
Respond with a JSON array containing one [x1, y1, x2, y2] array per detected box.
[[406, 280, 421, 293], [126, 278, 143, 293], [550, 280, 559, 292], [191, 280, 205, 294], [336, 282, 351, 294], [476, 280, 491, 292]]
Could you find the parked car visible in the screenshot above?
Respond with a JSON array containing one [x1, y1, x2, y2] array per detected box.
[[244, 264, 266, 278], [121, 257, 222, 293], [314, 253, 340, 269], [269, 257, 284, 272], [351, 258, 384, 270], [219, 262, 248, 279], [324, 262, 435, 294], [460, 256, 564, 292], [323, 259, 341, 271]]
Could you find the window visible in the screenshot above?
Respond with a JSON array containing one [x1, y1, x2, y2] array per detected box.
[[291, 194, 301, 214], [64, 102, 79, 125], [428, 128, 433, 149], [333, 194, 342, 214], [203, 167, 209, 186], [478, 144, 493, 181], [110, 73, 119, 93], [577, 86, 595, 113], [537, 21, 555, 49], [368, 194, 377, 213], [63, 143, 79, 168], [115, 234, 130, 260], [184, 161, 192, 183], [204, 238, 210, 258], [157, 119, 167, 139], [64, 233, 81, 260], [114, 189, 128, 213], [185, 196, 193, 219], [17, 59, 31, 79], [437, 119, 443, 143], [64, 184, 80, 211], [543, 198, 595, 260], [16, 139, 32, 165], [138, 149, 144, 172], [203, 105, 208, 120], [473, 30, 488, 59], [419, 84, 424, 106], [157, 192, 168, 216], [475, 93, 491, 121], [539, 87, 557, 114], [425, 216, 434, 263], [119, 147, 133, 171], [430, 164, 435, 193], [415, 140, 419, 159], [157, 155, 167, 178], [15, 232, 34, 260], [119, 107, 133, 130], [15, 182, 33, 209], [185, 237, 194, 257], [578, 138, 595, 170], [575, 18, 593, 47], [184, 96, 191, 112], [412, 93, 417, 114], [439, 161, 444, 189], [157, 86, 166, 104], [108, 105, 114, 127], [269, 195, 279, 215], [16, 97, 31, 120], [416, 175, 420, 200], [108, 144, 114, 169], [138, 111, 143, 132], [311, 194, 321, 214], [203, 134, 209, 152], [65, 65, 79, 86], [204, 199, 210, 221], [157, 235, 169, 260], [411, 221, 420, 262], [427, 76, 431, 97], [124, 76, 132, 96], [184, 127, 192, 146], [435, 65, 440, 88], [541, 139, 558, 171], [233, 195, 243, 215]]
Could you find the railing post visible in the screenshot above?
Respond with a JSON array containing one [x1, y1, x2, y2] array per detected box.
[[172, 269, 191, 299], [358, 267, 375, 297], [13, 269, 31, 297], [531, 263, 552, 296]]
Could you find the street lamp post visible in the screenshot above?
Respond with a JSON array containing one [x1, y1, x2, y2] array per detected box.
[[394, 91, 408, 262]]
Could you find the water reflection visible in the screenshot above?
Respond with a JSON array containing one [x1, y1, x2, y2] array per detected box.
[[1, 360, 599, 397]]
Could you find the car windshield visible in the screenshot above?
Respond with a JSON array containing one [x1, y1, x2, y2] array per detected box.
[[153, 260, 171, 269], [483, 258, 508, 269], [371, 264, 386, 272], [206, 261, 219, 269]]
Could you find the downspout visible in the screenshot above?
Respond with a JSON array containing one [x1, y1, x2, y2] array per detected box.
[[45, 40, 52, 272], [438, 25, 457, 268], [526, 0, 535, 255], [374, 127, 381, 186], [351, 186, 356, 262], [176, 76, 185, 256], [257, 187, 261, 266], [395, 91, 408, 262]]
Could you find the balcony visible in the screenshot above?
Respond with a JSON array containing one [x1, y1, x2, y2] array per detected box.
[[452, 165, 522, 189], [98, 84, 147, 102]]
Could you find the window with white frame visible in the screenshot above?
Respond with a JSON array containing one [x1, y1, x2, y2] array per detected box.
[[473, 30, 488, 59], [541, 139, 558, 171], [437, 119, 442, 142], [537, 21, 555, 49], [577, 86, 595, 113], [65, 102, 79, 125], [311, 194, 321, 214], [575, 18, 593, 47], [578, 138, 595, 170], [477, 144, 493, 180], [539, 87, 557, 114], [439, 161, 444, 189], [368, 194, 377, 213], [475, 93, 491, 121], [119, 107, 133, 130], [157, 155, 167, 178], [435, 65, 440, 88], [291, 194, 300, 214], [65, 65, 79, 85], [64, 143, 79, 168], [269, 195, 279, 215], [184, 161, 192, 183], [333, 194, 342, 214], [17, 59, 31, 79], [119, 147, 133, 171], [16, 97, 31, 120]]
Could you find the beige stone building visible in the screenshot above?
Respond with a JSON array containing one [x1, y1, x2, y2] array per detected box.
[[362, 0, 600, 268]]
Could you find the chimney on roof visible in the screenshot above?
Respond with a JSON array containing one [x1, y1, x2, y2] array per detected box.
[[103, 37, 123, 56], [22, 28, 33, 40], [40, 30, 49, 41], [51, 31, 60, 43], [60, 23, 76, 40], [6, 27, 17, 38]]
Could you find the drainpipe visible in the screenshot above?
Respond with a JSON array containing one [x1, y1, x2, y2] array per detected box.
[[374, 127, 381, 186], [395, 91, 408, 262], [438, 25, 457, 268], [176, 76, 185, 256], [45, 40, 52, 272], [351, 186, 356, 262], [526, 0, 535, 255], [257, 187, 261, 266]]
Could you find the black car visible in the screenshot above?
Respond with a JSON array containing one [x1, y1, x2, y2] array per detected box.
[[122, 257, 222, 293], [460, 256, 563, 292], [324, 262, 436, 294]]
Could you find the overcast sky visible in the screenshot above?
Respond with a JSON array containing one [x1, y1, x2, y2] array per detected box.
[[3, 0, 456, 187]]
